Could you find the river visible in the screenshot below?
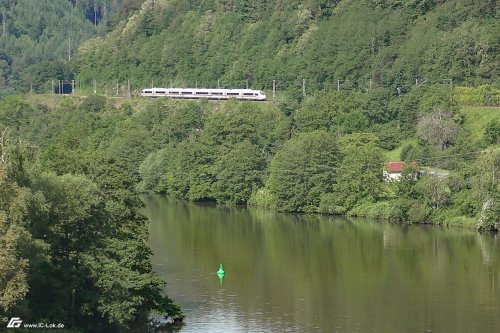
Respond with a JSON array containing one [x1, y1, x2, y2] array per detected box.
[[144, 195, 500, 333]]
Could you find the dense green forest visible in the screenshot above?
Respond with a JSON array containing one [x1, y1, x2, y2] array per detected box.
[[0, 0, 94, 95], [0, 0, 499, 332], [1, 0, 498, 94], [131, 87, 498, 230], [0, 95, 184, 332], [75, 0, 499, 93], [0, 0, 145, 95]]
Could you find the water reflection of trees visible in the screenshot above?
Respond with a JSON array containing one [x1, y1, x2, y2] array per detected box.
[[145, 195, 500, 332]]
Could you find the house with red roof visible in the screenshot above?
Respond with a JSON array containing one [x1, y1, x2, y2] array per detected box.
[[383, 162, 417, 181]]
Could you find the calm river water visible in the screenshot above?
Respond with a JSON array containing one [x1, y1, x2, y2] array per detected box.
[[144, 196, 500, 333]]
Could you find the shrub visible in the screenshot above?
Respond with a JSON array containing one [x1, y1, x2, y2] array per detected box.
[[484, 118, 500, 145], [248, 188, 275, 209], [348, 200, 404, 222], [407, 203, 430, 224], [318, 193, 346, 215], [80, 95, 107, 112]]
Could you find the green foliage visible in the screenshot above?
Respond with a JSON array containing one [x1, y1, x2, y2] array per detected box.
[[347, 200, 404, 222], [75, 0, 498, 92], [332, 133, 385, 211], [415, 173, 449, 210], [139, 101, 287, 206], [472, 150, 499, 231], [80, 95, 107, 113], [400, 143, 420, 161], [139, 146, 174, 193], [0, 96, 184, 331], [0, 96, 35, 130], [0, 0, 97, 94], [248, 187, 275, 209], [484, 118, 500, 145], [0, 167, 29, 314], [407, 202, 430, 224], [459, 106, 500, 144], [395, 165, 420, 199], [267, 131, 340, 212], [370, 121, 402, 150], [213, 140, 265, 205], [422, 20, 498, 82]]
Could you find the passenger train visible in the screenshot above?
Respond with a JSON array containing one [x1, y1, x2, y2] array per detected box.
[[141, 87, 266, 101]]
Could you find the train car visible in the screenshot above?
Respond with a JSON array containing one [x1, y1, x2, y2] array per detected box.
[[141, 88, 266, 101]]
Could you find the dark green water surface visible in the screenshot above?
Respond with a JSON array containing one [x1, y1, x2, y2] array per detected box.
[[144, 196, 500, 333]]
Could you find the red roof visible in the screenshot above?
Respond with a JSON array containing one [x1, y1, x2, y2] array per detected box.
[[384, 162, 417, 173]]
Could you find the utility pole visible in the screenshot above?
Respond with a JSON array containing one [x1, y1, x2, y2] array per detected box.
[[302, 79, 306, 97], [72, 80, 75, 95], [52, 79, 54, 94], [93, 0, 98, 26], [273, 80, 276, 103], [93, 79, 96, 94], [337, 79, 341, 91], [128, 79, 131, 98], [2, 10, 6, 37], [369, 79, 372, 90], [68, 36, 71, 61], [448, 79, 453, 102]]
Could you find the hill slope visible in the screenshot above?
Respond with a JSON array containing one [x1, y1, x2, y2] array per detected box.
[[0, 0, 97, 94], [0, 0, 141, 95], [75, 0, 499, 93]]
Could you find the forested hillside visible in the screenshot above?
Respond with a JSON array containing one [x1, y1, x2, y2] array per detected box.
[[75, 0, 498, 93], [0, 0, 96, 95], [0, 0, 143, 95]]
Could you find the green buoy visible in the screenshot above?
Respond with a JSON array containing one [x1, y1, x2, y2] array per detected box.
[[217, 264, 225, 284]]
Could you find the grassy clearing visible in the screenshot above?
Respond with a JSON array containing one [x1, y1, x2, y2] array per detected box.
[[385, 146, 401, 161], [460, 106, 500, 140], [385, 139, 419, 162]]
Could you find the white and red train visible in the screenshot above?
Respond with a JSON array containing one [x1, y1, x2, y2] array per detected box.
[[141, 87, 266, 101]]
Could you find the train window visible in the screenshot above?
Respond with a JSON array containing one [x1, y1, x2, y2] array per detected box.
[[182, 91, 192, 94], [156, 91, 166, 94], [243, 93, 254, 96], [169, 91, 179, 94], [212, 92, 222, 95], [196, 92, 209, 95], [228, 92, 240, 96], [144, 90, 152, 93]]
